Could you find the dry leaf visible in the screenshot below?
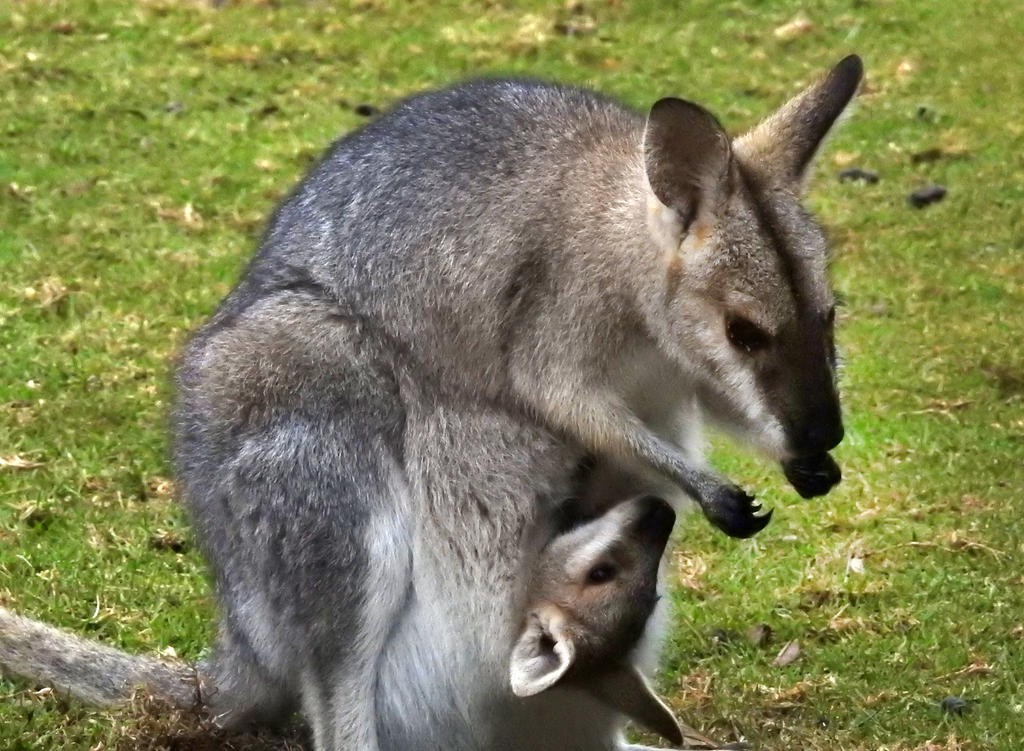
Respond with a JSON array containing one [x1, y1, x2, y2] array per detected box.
[[828, 615, 873, 633], [773, 16, 813, 41], [762, 678, 817, 708], [935, 656, 994, 681], [942, 530, 1004, 558], [145, 476, 176, 498], [772, 639, 801, 666], [674, 669, 714, 707], [554, 15, 597, 37], [7, 182, 34, 201], [19, 504, 55, 527], [674, 551, 709, 591], [0, 454, 44, 470], [149, 529, 188, 553], [677, 723, 724, 749], [39, 277, 69, 309], [153, 201, 204, 231], [863, 689, 898, 707], [959, 494, 989, 511], [513, 14, 551, 47]]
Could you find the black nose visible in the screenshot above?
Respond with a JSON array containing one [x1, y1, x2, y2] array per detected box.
[[632, 496, 676, 549], [783, 452, 842, 499]]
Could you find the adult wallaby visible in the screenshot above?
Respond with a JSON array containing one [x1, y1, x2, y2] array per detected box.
[[3, 56, 861, 749], [179, 56, 858, 542], [1, 493, 692, 749], [167, 55, 859, 747]]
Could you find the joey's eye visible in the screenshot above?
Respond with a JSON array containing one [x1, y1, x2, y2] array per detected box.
[[725, 315, 771, 354], [587, 564, 617, 584]]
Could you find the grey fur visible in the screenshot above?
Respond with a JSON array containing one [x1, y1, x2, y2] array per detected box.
[[0, 607, 199, 709], [0, 492, 682, 750], [2, 56, 862, 749], [171, 56, 860, 746]]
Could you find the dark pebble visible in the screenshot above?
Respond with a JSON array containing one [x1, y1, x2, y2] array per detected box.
[[838, 167, 879, 184], [354, 104, 379, 117], [253, 103, 280, 119], [908, 184, 947, 208], [911, 147, 945, 163], [940, 696, 973, 716]]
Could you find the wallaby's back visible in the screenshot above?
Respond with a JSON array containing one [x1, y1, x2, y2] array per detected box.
[[189, 80, 644, 402]]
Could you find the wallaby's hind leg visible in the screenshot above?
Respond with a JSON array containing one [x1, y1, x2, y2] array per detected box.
[[323, 496, 414, 751], [177, 292, 415, 747], [198, 630, 296, 729]]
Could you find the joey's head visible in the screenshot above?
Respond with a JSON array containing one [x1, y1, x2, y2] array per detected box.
[[638, 56, 862, 475], [509, 496, 683, 745]]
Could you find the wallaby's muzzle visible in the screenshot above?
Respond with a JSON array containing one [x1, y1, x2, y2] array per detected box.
[[781, 393, 844, 499], [782, 452, 842, 499]]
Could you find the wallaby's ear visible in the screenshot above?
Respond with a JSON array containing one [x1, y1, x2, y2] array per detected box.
[[643, 97, 732, 227], [584, 664, 684, 746], [735, 55, 863, 183], [509, 607, 576, 697]]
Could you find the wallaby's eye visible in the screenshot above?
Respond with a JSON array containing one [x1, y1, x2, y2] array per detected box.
[[725, 315, 771, 354], [586, 563, 617, 584]]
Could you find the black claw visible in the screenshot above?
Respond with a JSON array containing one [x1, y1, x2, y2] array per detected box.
[[701, 485, 774, 539], [783, 452, 841, 499]]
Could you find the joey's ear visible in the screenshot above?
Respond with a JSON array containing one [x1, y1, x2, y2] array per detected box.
[[585, 664, 684, 746], [509, 607, 576, 697], [643, 97, 732, 226], [735, 55, 863, 183]]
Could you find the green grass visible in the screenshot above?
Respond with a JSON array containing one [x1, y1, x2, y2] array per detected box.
[[2, 0, 1023, 748]]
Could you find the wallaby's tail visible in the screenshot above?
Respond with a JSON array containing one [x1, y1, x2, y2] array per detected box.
[[0, 606, 200, 709]]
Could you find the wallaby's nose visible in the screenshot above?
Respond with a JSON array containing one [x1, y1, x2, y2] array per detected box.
[[782, 452, 841, 499], [632, 496, 676, 551]]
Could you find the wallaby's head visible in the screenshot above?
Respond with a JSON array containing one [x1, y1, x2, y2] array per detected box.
[[640, 56, 862, 468], [510, 495, 682, 745]]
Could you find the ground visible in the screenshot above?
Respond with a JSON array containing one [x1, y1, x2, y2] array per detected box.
[[1, 0, 1023, 749]]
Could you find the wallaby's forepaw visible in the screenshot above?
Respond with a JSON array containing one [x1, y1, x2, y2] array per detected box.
[[701, 484, 772, 539], [782, 452, 841, 499]]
